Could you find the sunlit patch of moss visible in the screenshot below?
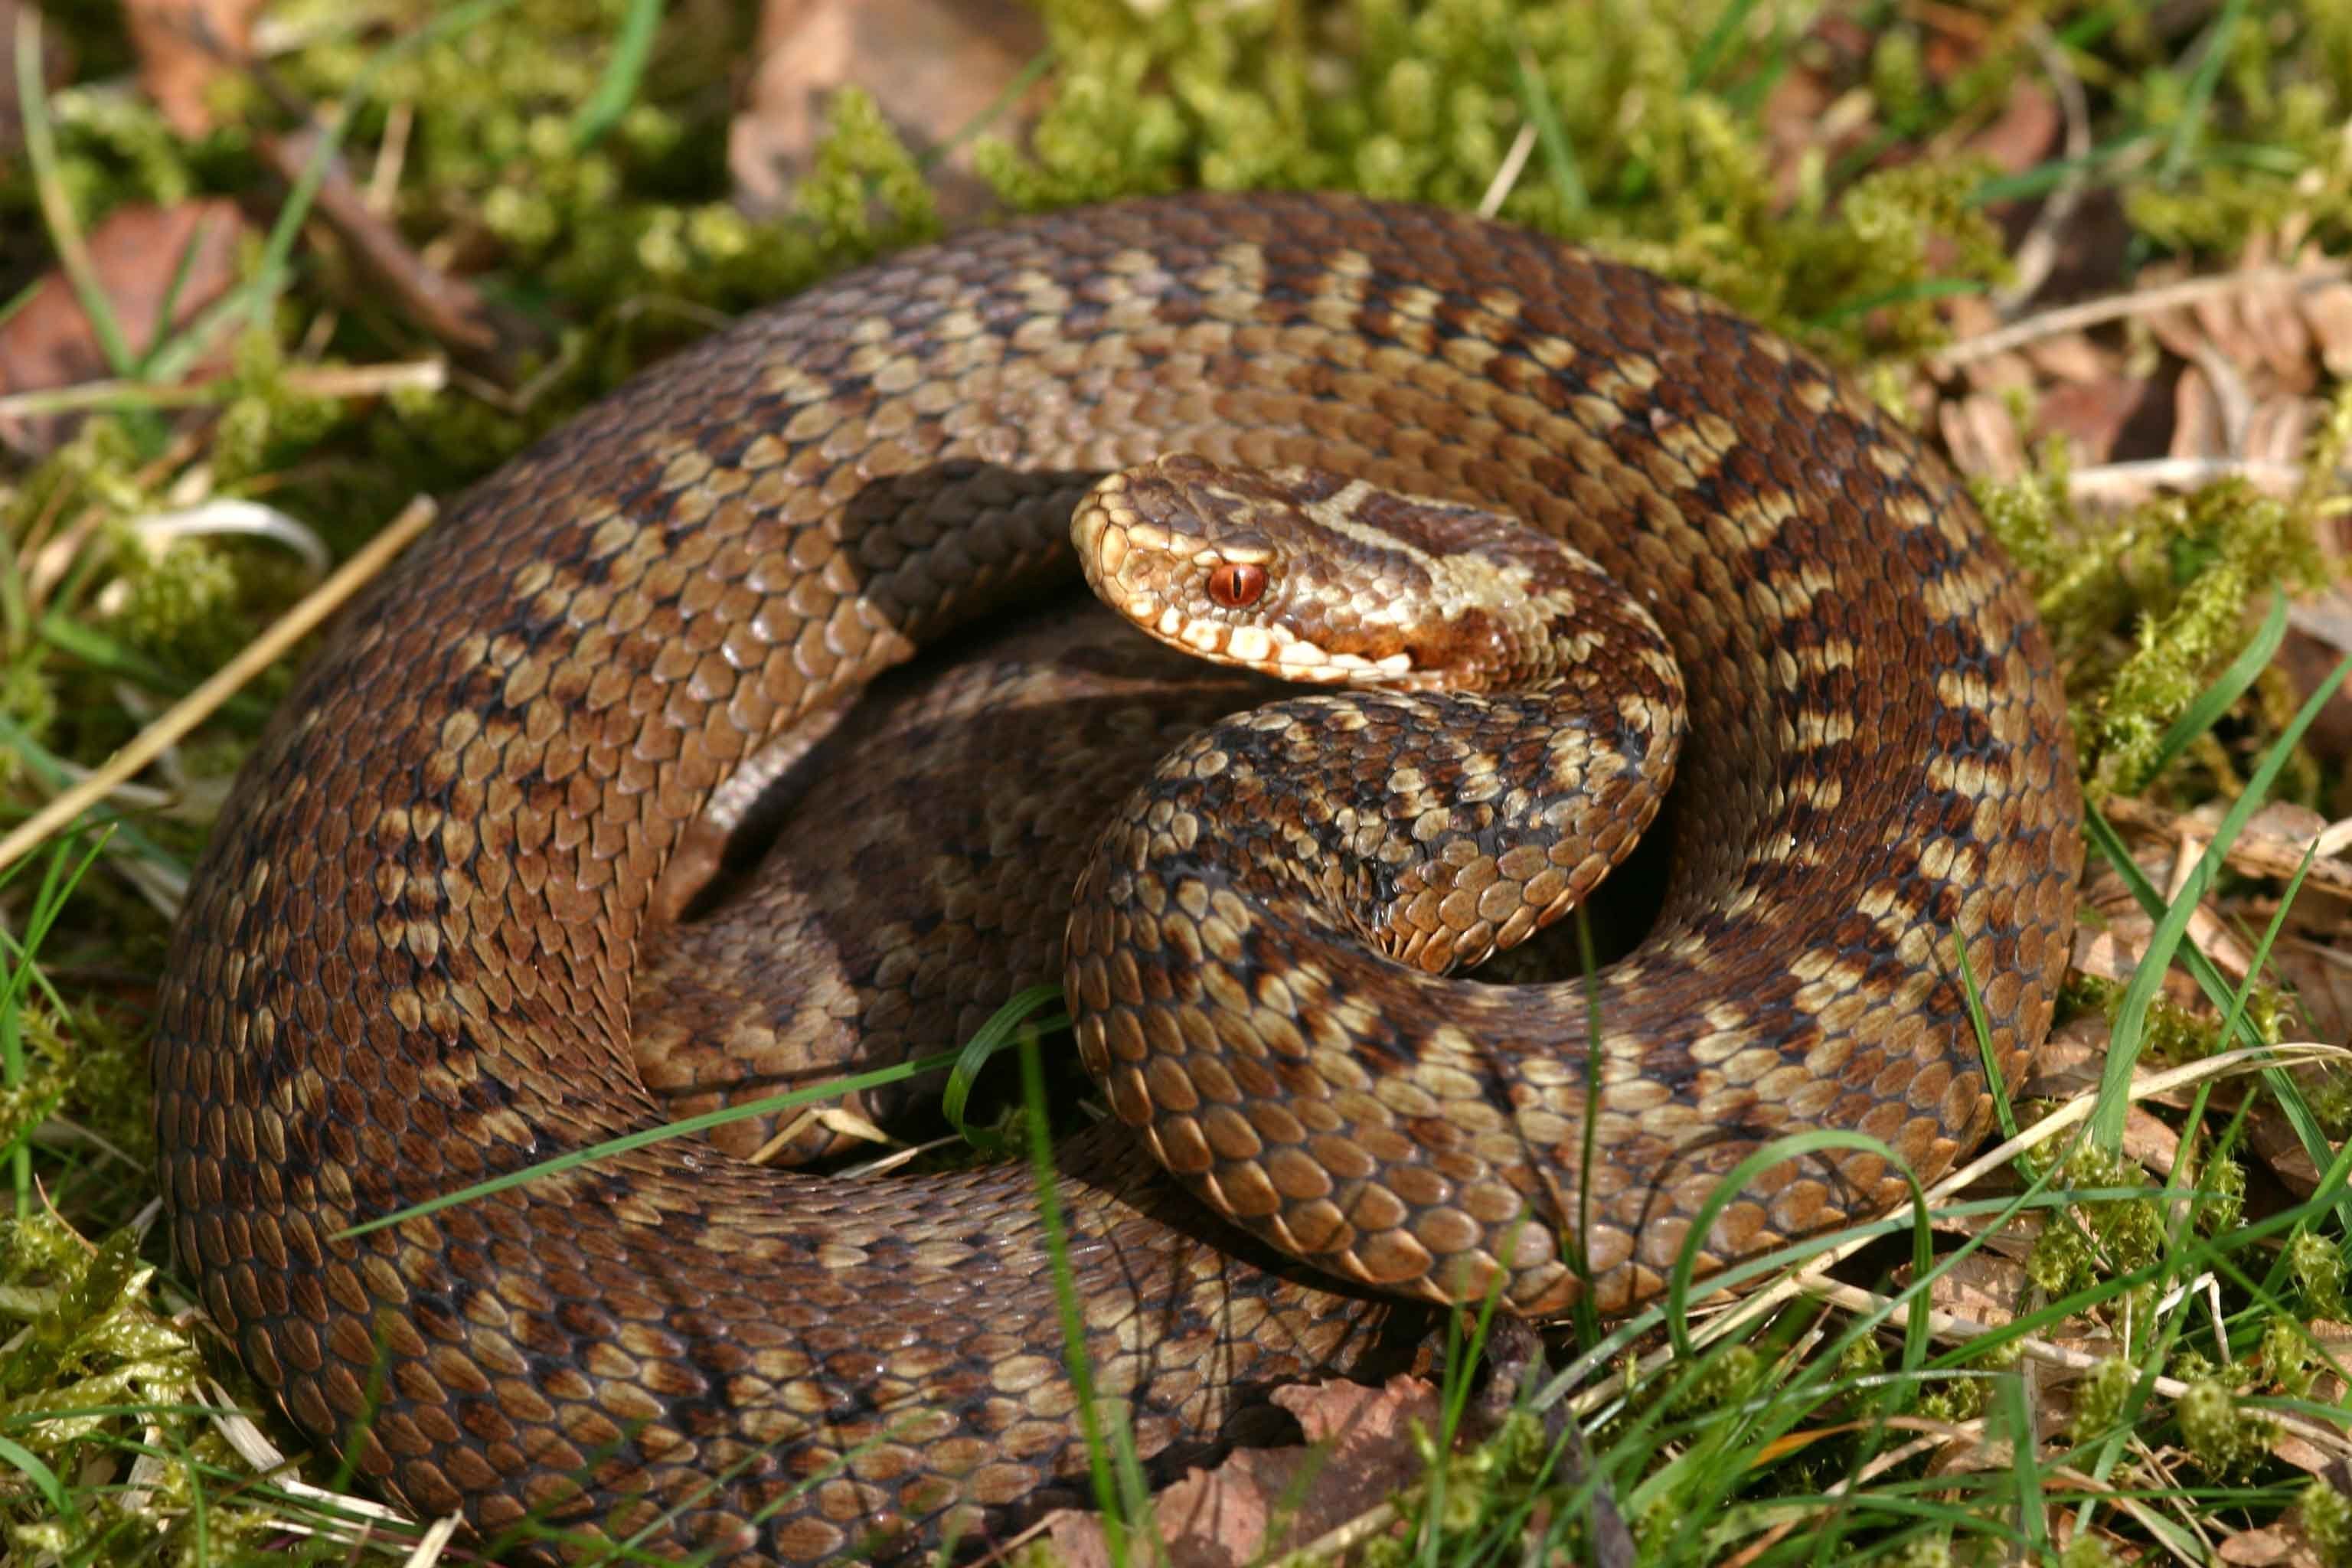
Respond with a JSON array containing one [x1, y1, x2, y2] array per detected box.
[[1671, 1343, 1761, 1414], [2063, 975, 2287, 1073], [0, 1220, 205, 1553], [2197, 1150, 2246, 1238], [1917, 1372, 1991, 1423], [2175, 1374, 2278, 1479], [2305, 1475, 2352, 1567], [2069, 1356, 2138, 1441], [1975, 433, 2328, 799], [2024, 1144, 2165, 1300], [2288, 1230, 2347, 1320], [209, 332, 348, 489], [989, 0, 2009, 359], [0, 78, 203, 220], [2060, 1534, 2123, 1568], [2261, 1318, 2318, 1399]]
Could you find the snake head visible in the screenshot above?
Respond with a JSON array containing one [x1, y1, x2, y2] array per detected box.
[[1072, 452, 1627, 691]]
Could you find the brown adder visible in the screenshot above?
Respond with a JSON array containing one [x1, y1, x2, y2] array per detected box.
[[152, 192, 2084, 1564]]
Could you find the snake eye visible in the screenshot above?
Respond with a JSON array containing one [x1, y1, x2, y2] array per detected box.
[[1207, 561, 1267, 609]]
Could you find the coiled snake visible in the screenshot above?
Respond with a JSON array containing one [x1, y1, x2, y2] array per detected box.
[[152, 193, 2083, 1563]]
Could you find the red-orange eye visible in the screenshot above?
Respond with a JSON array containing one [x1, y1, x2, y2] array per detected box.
[[1207, 561, 1267, 609]]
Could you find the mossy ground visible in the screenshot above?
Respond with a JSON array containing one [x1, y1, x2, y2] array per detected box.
[[2, 1, 2350, 1563]]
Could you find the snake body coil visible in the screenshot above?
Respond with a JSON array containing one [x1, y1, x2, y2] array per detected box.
[[153, 193, 2083, 1563]]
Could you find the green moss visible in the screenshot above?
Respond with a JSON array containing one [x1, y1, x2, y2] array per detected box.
[[2175, 1374, 2278, 1479], [2025, 1144, 2166, 1300], [0, 1220, 204, 1560], [2287, 1230, 2348, 1320], [2306, 1475, 2352, 1567], [1978, 431, 2329, 800], [2069, 1355, 2138, 1441], [980, 0, 2009, 358], [2260, 1317, 2318, 1399], [2060, 1534, 2122, 1568]]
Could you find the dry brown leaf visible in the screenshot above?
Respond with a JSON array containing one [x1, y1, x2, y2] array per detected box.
[[2246, 1095, 2329, 1198], [0, 198, 247, 454], [2021, 329, 2116, 385], [2272, 937, 2352, 1046], [2070, 913, 2213, 1002], [2236, 264, 2318, 388], [1904, 1252, 2119, 1363], [1920, 1251, 2033, 1324], [2245, 394, 2317, 466], [2220, 1524, 2329, 1566], [1041, 1376, 1439, 1567], [1939, 392, 2029, 481], [2295, 264, 2352, 377], [2101, 795, 2352, 903], [2022, 1016, 2111, 1100], [730, 0, 1045, 225], [2034, 375, 2151, 464], [1962, 80, 2060, 179], [2135, 261, 2213, 362], [2301, 1321, 2352, 1406], [2172, 364, 2231, 460], [2122, 1104, 2183, 1175], [124, 0, 265, 136], [1943, 294, 2035, 393]]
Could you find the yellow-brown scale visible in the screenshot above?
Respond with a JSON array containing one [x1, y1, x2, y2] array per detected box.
[[152, 192, 2083, 1563]]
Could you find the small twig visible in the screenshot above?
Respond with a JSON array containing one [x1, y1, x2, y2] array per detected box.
[[2066, 456, 2344, 502], [2102, 794, 2352, 895], [261, 126, 550, 375], [1478, 122, 1539, 219], [0, 495, 439, 877], [0, 358, 446, 423], [1932, 261, 2352, 369]]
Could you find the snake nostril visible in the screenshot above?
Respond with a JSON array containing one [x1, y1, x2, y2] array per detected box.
[[1207, 562, 1266, 609]]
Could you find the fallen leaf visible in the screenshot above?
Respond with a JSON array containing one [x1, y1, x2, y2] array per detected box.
[[1962, 80, 2060, 179], [1939, 392, 2029, 481], [0, 198, 247, 454], [2021, 330, 2117, 385], [2219, 1524, 2328, 1566], [2295, 263, 2352, 377], [2272, 936, 2352, 1046], [2034, 375, 2152, 464], [124, 0, 266, 136], [730, 0, 1047, 225], [2172, 364, 2230, 460], [1042, 1376, 1439, 1567]]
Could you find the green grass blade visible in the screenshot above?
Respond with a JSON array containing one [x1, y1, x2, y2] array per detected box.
[[13, 8, 136, 377], [1510, 34, 1587, 220], [1018, 1034, 1128, 1568], [2145, 590, 2288, 786], [2089, 648, 2352, 1152], [942, 982, 1063, 1153], [336, 1047, 960, 1239], [0, 1436, 79, 1527], [1664, 1130, 1928, 1363], [571, 0, 665, 151]]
